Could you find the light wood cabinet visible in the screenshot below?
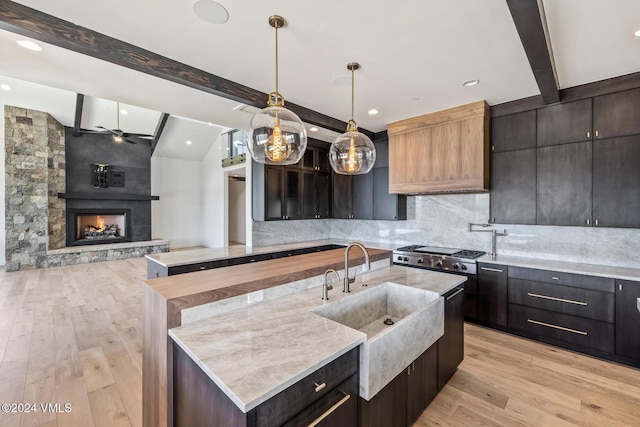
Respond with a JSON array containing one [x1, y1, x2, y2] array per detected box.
[[387, 100, 490, 194]]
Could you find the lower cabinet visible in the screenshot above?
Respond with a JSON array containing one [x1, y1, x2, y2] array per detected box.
[[173, 344, 358, 427], [477, 263, 508, 327], [438, 285, 465, 390], [359, 344, 438, 427], [615, 280, 640, 364]]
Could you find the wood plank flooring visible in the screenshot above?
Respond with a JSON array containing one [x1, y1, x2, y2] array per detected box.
[[0, 258, 638, 426]]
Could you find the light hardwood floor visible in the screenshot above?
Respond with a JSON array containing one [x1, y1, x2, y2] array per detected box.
[[0, 258, 639, 426]]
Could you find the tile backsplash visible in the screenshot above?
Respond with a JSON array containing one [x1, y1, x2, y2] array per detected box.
[[252, 194, 640, 269]]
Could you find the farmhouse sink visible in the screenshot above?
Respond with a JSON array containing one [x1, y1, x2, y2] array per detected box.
[[312, 282, 444, 400]]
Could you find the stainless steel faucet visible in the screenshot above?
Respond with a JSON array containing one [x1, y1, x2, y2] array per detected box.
[[468, 223, 507, 256], [343, 242, 370, 293], [322, 269, 340, 300]]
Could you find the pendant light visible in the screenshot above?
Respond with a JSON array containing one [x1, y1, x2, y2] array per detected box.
[[247, 15, 307, 165], [329, 62, 376, 175]]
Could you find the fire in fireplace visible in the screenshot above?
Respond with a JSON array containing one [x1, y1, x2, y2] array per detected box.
[[67, 208, 132, 246]]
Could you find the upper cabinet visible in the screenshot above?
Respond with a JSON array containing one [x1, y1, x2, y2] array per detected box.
[[302, 143, 331, 173], [537, 99, 592, 147], [593, 88, 640, 139], [387, 100, 490, 194], [491, 110, 536, 152]]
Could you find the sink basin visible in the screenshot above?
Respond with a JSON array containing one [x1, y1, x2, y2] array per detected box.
[[312, 282, 443, 400]]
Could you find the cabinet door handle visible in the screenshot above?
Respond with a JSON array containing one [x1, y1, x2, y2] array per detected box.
[[527, 319, 587, 335], [446, 287, 464, 300], [587, 131, 590, 138], [313, 382, 326, 392], [527, 292, 587, 306], [480, 267, 504, 273], [586, 219, 590, 225], [308, 392, 351, 427], [595, 130, 599, 137], [637, 297, 640, 313], [551, 276, 560, 280], [594, 219, 599, 226], [199, 266, 206, 270]]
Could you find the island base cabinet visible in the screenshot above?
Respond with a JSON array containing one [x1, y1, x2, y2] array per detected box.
[[172, 343, 358, 427], [359, 343, 439, 427]]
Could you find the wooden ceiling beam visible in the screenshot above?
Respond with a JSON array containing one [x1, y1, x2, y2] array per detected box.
[[72, 93, 84, 137], [0, 1, 372, 138], [506, 0, 560, 104], [151, 113, 170, 155]]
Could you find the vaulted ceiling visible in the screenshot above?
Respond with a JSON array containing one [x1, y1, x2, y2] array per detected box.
[[1, 0, 640, 156]]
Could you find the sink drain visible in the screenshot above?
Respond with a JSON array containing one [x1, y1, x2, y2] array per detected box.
[[383, 318, 395, 325]]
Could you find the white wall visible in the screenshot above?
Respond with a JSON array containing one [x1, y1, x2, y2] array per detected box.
[[151, 156, 203, 248], [200, 134, 225, 248], [227, 178, 246, 244]]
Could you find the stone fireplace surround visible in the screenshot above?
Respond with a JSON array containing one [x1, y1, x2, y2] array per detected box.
[[4, 105, 168, 271]]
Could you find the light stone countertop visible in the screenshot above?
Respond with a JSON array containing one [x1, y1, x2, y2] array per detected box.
[[145, 239, 398, 267], [168, 265, 466, 413], [478, 254, 640, 282]]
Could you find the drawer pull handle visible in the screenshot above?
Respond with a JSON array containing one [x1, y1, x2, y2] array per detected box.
[[308, 392, 351, 427], [637, 297, 640, 313], [200, 266, 206, 270], [446, 287, 464, 300], [551, 276, 560, 280], [314, 382, 326, 392], [527, 319, 587, 336], [481, 267, 504, 273], [527, 292, 587, 306]]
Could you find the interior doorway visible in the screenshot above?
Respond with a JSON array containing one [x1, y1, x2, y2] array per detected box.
[[227, 174, 246, 245]]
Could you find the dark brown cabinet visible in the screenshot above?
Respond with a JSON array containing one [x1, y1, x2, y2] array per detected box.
[[257, 165, 302, 221], [537, 98, 593, 147], [615, 280, 640, 364], [507, 266, 615, 355], [477, 263, 508, 327], [438, 285, 465, 390], [593, 88, 640, 139], [592, 135, 640, 228], [536, 141, 592, 226], [302, 171, 331, 219], [490, 110, 536, 152], [332, 174, 374, 220], [302, 143, 331, 173], [490, 148, 536, 224], [173, 345, 358, 427], [359, 343, 439, 427]]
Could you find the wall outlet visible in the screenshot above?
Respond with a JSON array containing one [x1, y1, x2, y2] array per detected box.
[[247, 290, 264, 305]]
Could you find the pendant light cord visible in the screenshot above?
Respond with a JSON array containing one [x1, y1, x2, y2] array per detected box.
[[275, 24, 279, 96], [351, 67, 355, 122]]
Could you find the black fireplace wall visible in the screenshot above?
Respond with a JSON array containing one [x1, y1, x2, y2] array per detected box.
[[64, 128, 152, 242]]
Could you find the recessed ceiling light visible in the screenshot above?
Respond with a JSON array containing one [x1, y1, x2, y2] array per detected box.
[[462, 79, 480, 87], [193, 0, 229, 24], [1, 84, 10, 91], [635, 29, 640, 37], [16, 40, 43, 51], [225, 147, 230, 150], [120, 109, 128, 115], [186, 140, 192, 145], [309, 127, 319, 132], [368, 109, 379, 115]]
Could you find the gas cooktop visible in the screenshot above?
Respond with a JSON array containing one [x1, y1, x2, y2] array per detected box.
[[393, 245, 485, 274], [395, 245, 485, 260]]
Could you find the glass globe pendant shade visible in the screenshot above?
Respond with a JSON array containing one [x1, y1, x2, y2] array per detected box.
[[248, 102, 307, 165], [329, 125, 376, 175]]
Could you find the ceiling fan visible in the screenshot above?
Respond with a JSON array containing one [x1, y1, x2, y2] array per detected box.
[[93, 101, 154, 144]]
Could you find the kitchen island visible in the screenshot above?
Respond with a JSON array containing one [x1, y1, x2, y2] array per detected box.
[[142, 246, 393, 427]]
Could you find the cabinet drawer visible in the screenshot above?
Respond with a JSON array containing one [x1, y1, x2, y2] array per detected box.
[[508, 304, 614, 353], [508, 266, 614, 293], [228, 253, 272, 266], [281, 373, 357, 427], [509, 278, 614, 322], [254, 347, 358, 425]]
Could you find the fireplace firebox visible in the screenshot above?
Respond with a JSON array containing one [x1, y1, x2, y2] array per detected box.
[[66, 208, 132, 246]]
